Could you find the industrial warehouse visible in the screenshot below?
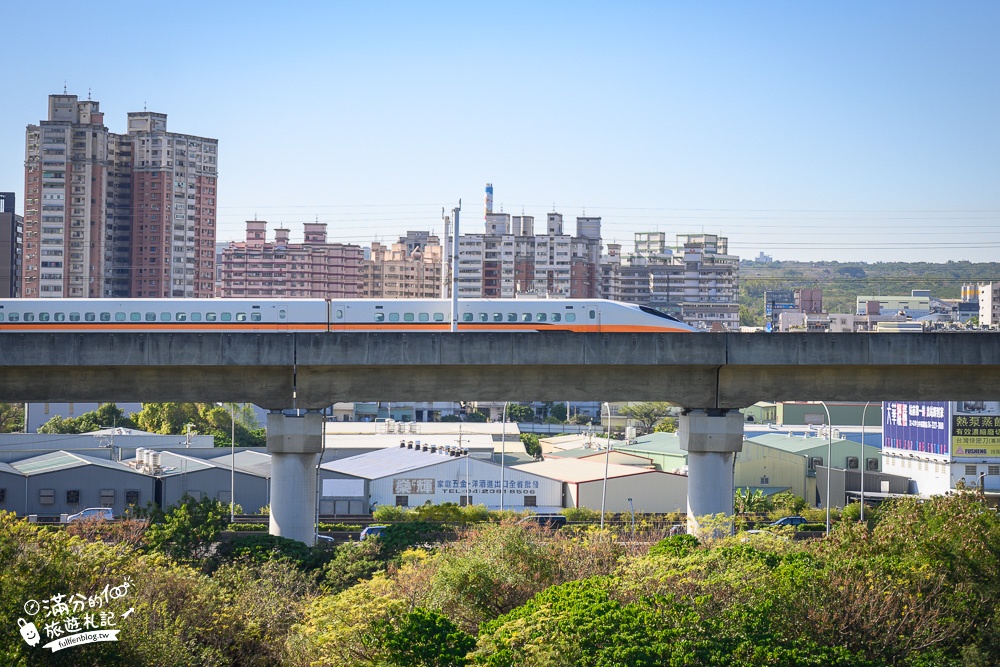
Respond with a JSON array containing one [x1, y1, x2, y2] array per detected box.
[[3, 401, 996, 520]]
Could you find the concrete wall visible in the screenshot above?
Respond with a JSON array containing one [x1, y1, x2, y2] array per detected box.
[[1, 332, 999, 410], [574, 472, 687, 513]]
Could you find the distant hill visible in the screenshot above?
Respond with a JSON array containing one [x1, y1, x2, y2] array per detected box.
[[738, 260, 1000, 326]]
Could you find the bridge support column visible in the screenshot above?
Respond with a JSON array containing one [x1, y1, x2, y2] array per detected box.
[[679, 409, 744, 537], [267, 411, 324, 545]]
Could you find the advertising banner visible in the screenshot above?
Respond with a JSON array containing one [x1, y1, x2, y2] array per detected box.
[[883, 401, 949, 456], [952, 401, 1000, 458]]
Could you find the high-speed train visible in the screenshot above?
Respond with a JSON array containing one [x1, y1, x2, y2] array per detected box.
[[0, 298, 698, 333]]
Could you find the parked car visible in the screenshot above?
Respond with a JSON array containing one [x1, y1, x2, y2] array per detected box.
[[315, 533, 335, 543], [769, 515, 808, 527], [359, 525, 387, 540], [518, 514, 567, 529], [66, 507, 114, 522]]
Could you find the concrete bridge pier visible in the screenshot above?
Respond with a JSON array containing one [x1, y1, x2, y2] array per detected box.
[[266, 411, 324, 545], [678, 409, 744, 537]]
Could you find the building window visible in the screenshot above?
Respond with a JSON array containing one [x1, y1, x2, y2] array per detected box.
[[0, 488, 6, 503], [99, 489, 115, 507], [40, 489, 55, 505], [66, 490, 80, 504], [459, 495, 472, 506], [965, 465, 978, 477], [125, 490, 140, 506], [523, 495, 537, 507], [989, 465, 1000, 477], [395, 496, 408, 507]]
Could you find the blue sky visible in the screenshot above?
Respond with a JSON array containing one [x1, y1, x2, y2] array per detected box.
[[2, 1, 998, 262]]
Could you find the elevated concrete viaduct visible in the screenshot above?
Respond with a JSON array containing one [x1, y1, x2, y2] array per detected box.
[[3, 331, 999, 541]]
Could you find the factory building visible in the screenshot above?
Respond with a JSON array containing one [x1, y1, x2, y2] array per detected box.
[[320, 441, 562, 513], [8, 451, 155, 517], [510, 458, 687, 513]]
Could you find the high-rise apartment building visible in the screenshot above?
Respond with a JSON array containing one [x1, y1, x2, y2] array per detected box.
[[128, 112, 218, 297], [22, 93, 217, 298], [218, 221, 363, 298], [0, 192, 23, 297], [601, 232, 739, 330], [448, 187, 604, 298], [363, 231, 443, 298], [979, 282, 1000, 327]]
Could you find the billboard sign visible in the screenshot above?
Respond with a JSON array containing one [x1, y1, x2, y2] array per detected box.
[[883, 401, 949, 456], [952, 401, 1000, 458]]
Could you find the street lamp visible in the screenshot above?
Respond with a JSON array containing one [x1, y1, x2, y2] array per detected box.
[[860, 401, 871, 522], [230, 403, 236, 523], [601, 402, 612, 529], [819, 401, 832, 535], [217, 402, 236, 523], [500, 401, 509, 512]]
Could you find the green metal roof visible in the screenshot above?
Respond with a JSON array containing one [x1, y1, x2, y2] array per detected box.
[[621, 432, 685, 456]]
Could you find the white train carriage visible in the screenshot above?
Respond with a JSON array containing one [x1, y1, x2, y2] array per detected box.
[[0, 298, 696, 333]]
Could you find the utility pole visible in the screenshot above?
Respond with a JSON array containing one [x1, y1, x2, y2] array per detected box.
[[450, 200, 461, 332]]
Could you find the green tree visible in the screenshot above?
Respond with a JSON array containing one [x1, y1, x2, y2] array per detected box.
[[0, 402, 24, 432], [520, 432, 541, 458], [653, 417, 677, 433], [379, 607, 476, 667], [37, 402, 137, 434], [547, 402, 568, 422], [617, 402, 672, 434], [506, 403, 536, 423], [145, 494, 230, 562], [466, 410, 489, 422], [131, 402, 261, 446]]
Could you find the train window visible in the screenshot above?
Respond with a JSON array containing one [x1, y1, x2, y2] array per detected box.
[[433, 313, 444, 322], [86, 313, 96, 322], [374, 313, 385, 322], [388, 313, 400, 322], [115, 313, 126, 322], [8, 313, 19, 322], [403, 313, 414, 322], [160, 312, 171, 322], [537, 313, 547, 322], [478, 313, 488, 322], [279, 309, 287, 320], [418, 313, 429, 322], [69, 313, 80, 321], [589, 309, 596, 320], [24, 313, 35, 322], [176, 312, 188, 321], [521, 313, 533, 322], [551, 313, 561, 322], [55, 313, 66, 322], [145, 312, 156, 322], [0, 313, 4, 321], [462, 313, 473, 322], [129, 313, 140, 322], [40, 313, 51, 322], [206, 313, 217, 322], [100, 313, 111, 322], [191, 313, 202, 322], [566, 313, 576, 322], [250, 313, 262, 322], [493, 313, 503, 322], [221, 313, 232, 322], [507, 313, 517, 322], [236, 313, 247, 322]]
